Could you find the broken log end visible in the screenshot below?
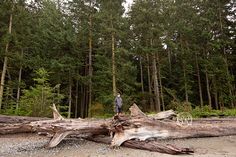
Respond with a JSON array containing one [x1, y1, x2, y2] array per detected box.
[[50, 104, 64, 120]]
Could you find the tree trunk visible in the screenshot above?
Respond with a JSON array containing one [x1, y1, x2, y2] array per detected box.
[[146, 54, 154, 111], [75, 79, 79, 118], [223, 55, 234, 108], [212, 77, 219, 110], [157, 52, 165, 110], [84, 86, 88, 117], [0, 8, 13, 110], [219, 91, 224, 110], [16, 49, 23, 113], [111, 18, 116, 96], [195, 53, 203, 108], [167, 48, 172, 74], [68, 75, 72, 118], [205, 68, 212, 108], [218, 5, 234, 108], [140, 56, 145, 110], [183, 61, 189, 102], [139, 56, 144, 93], [41, 86, 44, 113], [152, 54, 161, 112], [181, 40, 189, 103], [88, 12, 93, 117], [80, 84, 84, 118], [5, 87, 10, 107], [16, 67, 22, 112]]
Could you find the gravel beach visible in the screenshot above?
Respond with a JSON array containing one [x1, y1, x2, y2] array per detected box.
[[1, 134, 236, 157]]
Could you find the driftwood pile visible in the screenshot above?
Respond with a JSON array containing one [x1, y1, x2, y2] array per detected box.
[[1, 104, 236, 155]]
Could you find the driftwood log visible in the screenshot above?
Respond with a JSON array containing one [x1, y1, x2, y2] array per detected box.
[[1, 103, 236, 155], [0, 115, 49, 134], [86, 136, 193, 155]]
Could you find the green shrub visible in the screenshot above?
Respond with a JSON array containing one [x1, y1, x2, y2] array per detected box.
[[18, 68, 64, 117], [90, 102, 105, 117], [223, 109, 236, 117], [191, 106, 236, 118], [168, 100, 192, 112]]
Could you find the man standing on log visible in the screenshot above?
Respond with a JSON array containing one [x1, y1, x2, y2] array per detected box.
[[114, 93, 122, 116]]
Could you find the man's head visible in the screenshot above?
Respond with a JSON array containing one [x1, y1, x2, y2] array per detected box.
[[117, 93, 120, 97]]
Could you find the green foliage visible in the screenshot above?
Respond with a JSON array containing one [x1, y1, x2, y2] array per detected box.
[[18, 68, 64, 117], [90, 102, 105, 117], [1, 103, 16, 115], [168, 101, 192, 112], [191, 106, 236, 118], [0, 0, 235, 118], [223, 109, 236, 117], [57, 105, 69, 118]]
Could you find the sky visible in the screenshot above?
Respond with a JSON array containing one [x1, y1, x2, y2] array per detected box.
[[124, 0, 134, 12]]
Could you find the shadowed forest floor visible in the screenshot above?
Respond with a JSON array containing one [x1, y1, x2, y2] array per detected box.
[[0, 134, 236, 157]]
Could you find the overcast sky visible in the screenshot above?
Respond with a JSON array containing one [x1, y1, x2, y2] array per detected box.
[[124, 0, 133, 12]]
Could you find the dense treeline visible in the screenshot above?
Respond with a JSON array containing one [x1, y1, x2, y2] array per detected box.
[[0, 0, 235, 118]]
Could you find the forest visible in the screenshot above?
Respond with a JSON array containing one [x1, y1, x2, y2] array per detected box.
[[0, 0, 235, 118]]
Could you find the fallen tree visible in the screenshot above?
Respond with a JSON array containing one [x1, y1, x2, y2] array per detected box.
[[1, 104, 236, 155], [86, 136, 193, 155], [0, 115, 49, 134]]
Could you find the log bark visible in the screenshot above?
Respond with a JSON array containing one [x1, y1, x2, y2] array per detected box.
[[87, 136, 193, 155], [149, 110, 176, 120], [0, 115, 49, 124], [0, 115, 49, 134], [110, 114, 236, 147]]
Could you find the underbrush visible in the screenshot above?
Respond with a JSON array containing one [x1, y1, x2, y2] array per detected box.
[[167, 101, 236, 118], [191, 106, 236, 118]]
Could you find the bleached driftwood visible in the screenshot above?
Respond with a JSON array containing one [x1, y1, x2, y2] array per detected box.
[[1, 103, 236, 155], [149, 109, 176, 120], [110, 106, 236, 147]]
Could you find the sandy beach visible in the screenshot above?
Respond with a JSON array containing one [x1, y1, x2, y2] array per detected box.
[[0, 133, 236, 157]]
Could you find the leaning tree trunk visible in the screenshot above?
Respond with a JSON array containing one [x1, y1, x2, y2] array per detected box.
[[16, 49, 23, 113]]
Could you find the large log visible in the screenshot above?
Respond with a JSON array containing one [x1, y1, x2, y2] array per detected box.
[[87, 136, 194, 155], [1, 104, 236, 155], [29, 104, 236, 149], [110, 104, 236, 146], [0, 115, 49, 124], [0, 115, 49, 134]]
